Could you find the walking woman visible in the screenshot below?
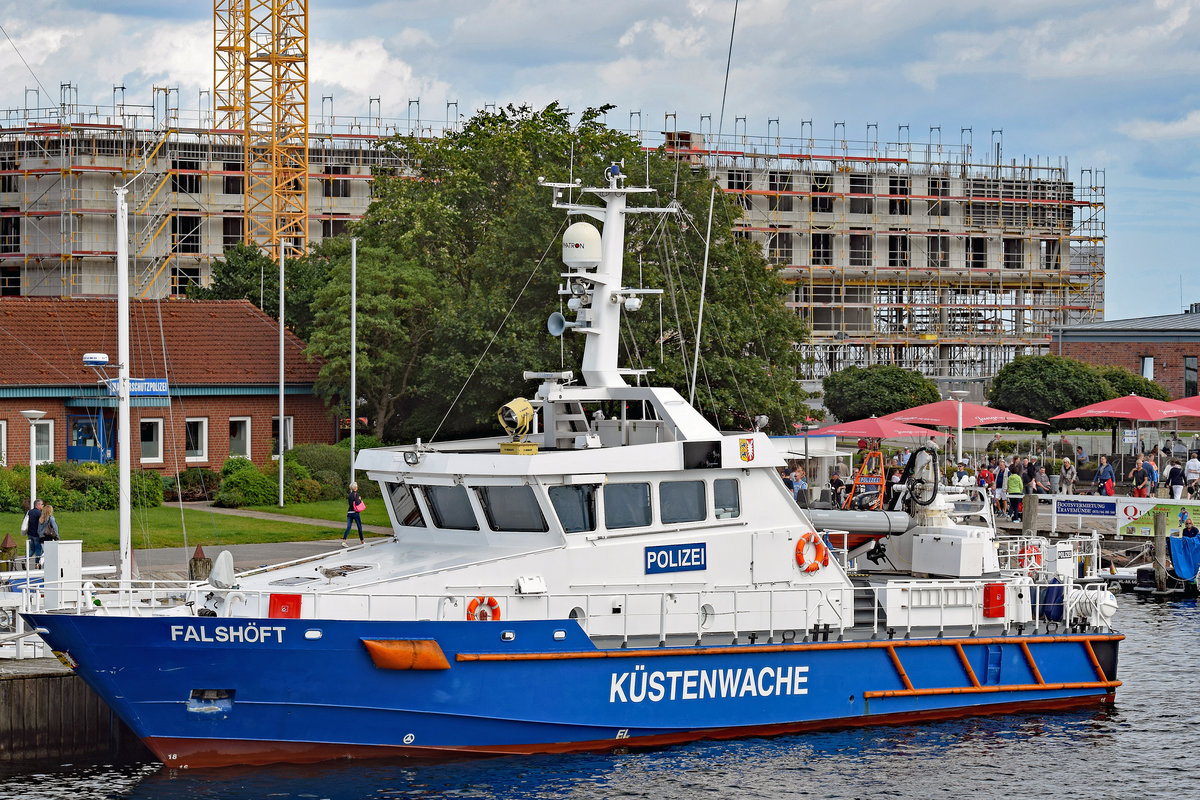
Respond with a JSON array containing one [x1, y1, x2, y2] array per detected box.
[[37, 504, 59, 566], [342, 482, 364, 547]]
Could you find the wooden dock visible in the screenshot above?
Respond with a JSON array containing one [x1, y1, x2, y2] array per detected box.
[[0, 658, 149, 763]]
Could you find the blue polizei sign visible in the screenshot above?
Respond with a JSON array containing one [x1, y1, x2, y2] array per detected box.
[[105, 378, 169, 397], [645, 543, 707, 574]]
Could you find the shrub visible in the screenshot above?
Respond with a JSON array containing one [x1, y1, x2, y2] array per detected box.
[[221, 457, 257, 478], [0, 478, 21, 513], [167, 468, 222, 502], [337, 435, 382, 450], [290, 444, 350, 477], [133, 469, 164, 508], [287, 478, 323, 504], [215, 468, 276, 507], [313, 469, 345, 500]]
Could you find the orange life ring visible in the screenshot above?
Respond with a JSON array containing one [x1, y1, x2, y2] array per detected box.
[[467, 595, 501, 621], [795, 531, 829, 573], [1018, 545, 1043, 572]]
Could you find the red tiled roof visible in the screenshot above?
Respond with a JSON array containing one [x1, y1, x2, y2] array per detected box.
[[0, 297, 322, 386]]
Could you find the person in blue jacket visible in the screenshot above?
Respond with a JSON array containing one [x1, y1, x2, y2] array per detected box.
[[1093, 456, 1116, 495]]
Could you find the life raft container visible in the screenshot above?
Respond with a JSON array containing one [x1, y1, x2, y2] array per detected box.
[[795, 531, 830, 573], [467, 595, 501, 621]]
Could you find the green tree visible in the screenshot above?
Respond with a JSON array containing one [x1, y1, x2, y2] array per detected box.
[[305, 238, 448, 440], [1095, 365, 1169, 401], [821, 365, 940, 422], [333, 103, 812, 440], [988, 355, 1113, 429], [191, 243, 327, 340]]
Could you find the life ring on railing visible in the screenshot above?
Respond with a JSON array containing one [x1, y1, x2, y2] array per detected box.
[[466, 595, 501, 621], [1019, 545, 1043, 573], [795, 531, 829, 574]]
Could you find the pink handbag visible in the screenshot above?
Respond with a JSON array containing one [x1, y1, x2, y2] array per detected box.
[[353, 500, 366, 512]]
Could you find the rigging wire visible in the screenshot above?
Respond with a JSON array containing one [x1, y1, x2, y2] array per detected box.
[[689, 0, 739, 405], [429, 218, 568, 444]]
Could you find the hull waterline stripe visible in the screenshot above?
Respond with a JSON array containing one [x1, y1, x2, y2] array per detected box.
[[454, 633, 1125, 662], [863, 679, 1120, 699], [141, 692, 1117, 769]]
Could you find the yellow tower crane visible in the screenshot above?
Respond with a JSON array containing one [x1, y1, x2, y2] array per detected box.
[[214, 0, 309, 260]]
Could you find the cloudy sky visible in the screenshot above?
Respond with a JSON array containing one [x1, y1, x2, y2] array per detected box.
[[1, 0, 1198, 320]]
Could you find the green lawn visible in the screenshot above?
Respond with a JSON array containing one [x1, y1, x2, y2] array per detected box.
[[19, 506, 348, 552], [244, 499, 392, 528]]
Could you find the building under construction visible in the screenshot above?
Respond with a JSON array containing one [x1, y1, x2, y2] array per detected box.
[[0, 90, 1104, 385], [658, 126, 1105, 386]]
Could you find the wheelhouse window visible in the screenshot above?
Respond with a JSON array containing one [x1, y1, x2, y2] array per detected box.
[[714, 479, 741, 519], [422, 485, 479, 530], [549, 485, 597, 533], [476, 485, 548, 532], [603, 482, 652, 529], [660, 480, 706, 524], [386, 482, 426, 527]]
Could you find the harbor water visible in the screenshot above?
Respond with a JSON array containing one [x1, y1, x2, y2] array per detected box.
[[0, 600, 1195, 800]]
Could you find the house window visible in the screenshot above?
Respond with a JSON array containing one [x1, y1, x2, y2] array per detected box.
[[171, 264, 202, 295], [0, 209, 19, 253], [171, 159, 201, 194], [140, 418, 163, 463], [271, 415, 293, 458], [726, 169, 751, 210], [185, 417, 208, 462], [223, 162, 244, 194], [849, 174, 872, 214], [928, 177, 949, 216], [849, 232, 873, 267], [0, 419, 6, 466], [889, 176, 910, 215], [223, 216, 243, 249], [1041, 239, 1062, 270], [1141, 356, 1154, 381], [928, 234, 949, 269], [172, 215, 201, 254], [768, 228, 792, 265], [321, 218, 349, 239], [967, 237, 987, 269], [229, 417, 251, 459], [768, 171, 793, 212], [811, 233, 833, 266], [33, 419, 53, 464], [1003, 238, 1023, 269], [323, 165, 350, 198], [810, 174, 833, 213], [888, 234, 909, 268], [1186, 356, 1198, 398]]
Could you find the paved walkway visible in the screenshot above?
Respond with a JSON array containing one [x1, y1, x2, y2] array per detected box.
[[77, 502, 394, 578]]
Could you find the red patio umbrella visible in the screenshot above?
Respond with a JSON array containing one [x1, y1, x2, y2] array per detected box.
[[1048, 394, 1189, 422], [1168, 396, 1200, 415], [814, 416, 948, 441], [883, 399, 1045, 428]]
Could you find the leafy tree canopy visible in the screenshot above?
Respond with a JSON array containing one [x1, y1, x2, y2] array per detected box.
[[821, 365, 940, 422], [1095, 365, 1169, 401], [311, 102, 813, 441], [191, 243, 328, 341], [988, 355, 1117, 430]]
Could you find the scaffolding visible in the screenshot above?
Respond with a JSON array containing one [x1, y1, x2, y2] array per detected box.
[[660, 126, 1105, 386]]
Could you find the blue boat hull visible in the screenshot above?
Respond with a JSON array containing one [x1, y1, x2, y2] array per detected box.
[[23, 613, 1121, 769]]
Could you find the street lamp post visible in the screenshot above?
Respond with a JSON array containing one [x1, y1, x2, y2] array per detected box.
[[949, 389, 969, 465]]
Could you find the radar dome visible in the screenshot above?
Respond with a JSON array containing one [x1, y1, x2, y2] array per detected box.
[[562, 222, 601, 269]]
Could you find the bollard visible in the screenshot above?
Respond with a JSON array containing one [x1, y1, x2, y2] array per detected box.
[[0, 533, 15, 572], [188, 544, 213, 582], [1021, 492, 1037, 537], [1153, 510, 1168, 592]]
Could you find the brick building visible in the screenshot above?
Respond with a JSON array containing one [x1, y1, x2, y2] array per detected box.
[[1056, 307, 1200, 400], [0, 297, 335, 472]]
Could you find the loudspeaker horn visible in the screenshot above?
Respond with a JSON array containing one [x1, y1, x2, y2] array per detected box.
[[547, 311, 578, 337]]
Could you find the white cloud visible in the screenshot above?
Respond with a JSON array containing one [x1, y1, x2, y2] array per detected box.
[[1120, 110, 1200, 141]]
